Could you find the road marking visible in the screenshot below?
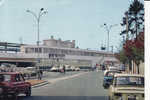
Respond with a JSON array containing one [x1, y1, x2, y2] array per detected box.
[[48, 72, 88, 84]]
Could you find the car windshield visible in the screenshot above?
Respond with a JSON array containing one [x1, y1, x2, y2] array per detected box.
[[0, 74, 11, 82], [115, 76, 144, 86]]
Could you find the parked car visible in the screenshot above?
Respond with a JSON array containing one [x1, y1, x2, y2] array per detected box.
[[50, 66, 59, 72], [75, 67, 80, 71], [104, 67, 118, 76], [118, 64, 126, 71], [0, 72, 31, 100], [108, 66, 118, 71], [24, 67, 37, 77], [65, 65, 72, 71], [103, 70, 121, 89], [70, 66, 76, 71], [108, 74, 144, 100]]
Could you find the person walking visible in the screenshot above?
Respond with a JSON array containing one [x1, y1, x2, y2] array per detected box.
[[37, 70, 42, 80], [63, 65, 66, 74]]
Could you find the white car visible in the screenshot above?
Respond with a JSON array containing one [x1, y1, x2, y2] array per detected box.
[[108, 74, 144, 100], [75, 67, 80, 71], [50, 66, 59, 72], [104, 67, 118, 76], [70, 66, 76, 71], [108, 67, 118, 71]]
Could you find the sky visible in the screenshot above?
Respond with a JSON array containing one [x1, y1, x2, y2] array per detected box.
[[0, 0, 144, 51]]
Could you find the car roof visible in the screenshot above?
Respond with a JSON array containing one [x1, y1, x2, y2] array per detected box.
[[114, 73, 144, 77], [0, 72, 21, 75]]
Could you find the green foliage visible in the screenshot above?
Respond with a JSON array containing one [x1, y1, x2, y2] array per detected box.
[[116, 49, 128, 64], [120, 0, 144, 38]]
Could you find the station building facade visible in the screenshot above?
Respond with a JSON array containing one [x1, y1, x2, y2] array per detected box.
[[20, 36, 117, 68]]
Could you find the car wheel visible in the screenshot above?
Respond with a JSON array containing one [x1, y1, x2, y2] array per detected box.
[[108, 96, 113, 100], [3, 94, 8, 100], [26, 87, 31, 96], [12, 93, 18, 100]]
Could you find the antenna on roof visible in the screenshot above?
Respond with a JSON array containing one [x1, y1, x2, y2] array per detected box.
[[19, 37, 23, 44]]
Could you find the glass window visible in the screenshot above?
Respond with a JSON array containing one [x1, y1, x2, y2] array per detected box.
[[116, 76, 144, 86], [35, 48, 38, 53], [39, 48, 42, 53], [25, 48, 28, 53], [3, 75, 11, 82], [19, 74, 24, 81], [15, 74, 21, 82]]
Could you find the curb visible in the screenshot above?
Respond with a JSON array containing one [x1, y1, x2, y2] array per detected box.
[[31, 81, 50, 88]]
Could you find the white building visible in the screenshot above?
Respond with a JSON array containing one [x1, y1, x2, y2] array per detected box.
[[43, 36, 75, 48], [20, 37, 118, 68]]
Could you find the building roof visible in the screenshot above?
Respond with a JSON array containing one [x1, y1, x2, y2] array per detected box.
[[114, 73, 144, 77]]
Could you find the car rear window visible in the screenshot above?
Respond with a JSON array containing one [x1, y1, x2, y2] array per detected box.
[[115, 76, 144, 86]]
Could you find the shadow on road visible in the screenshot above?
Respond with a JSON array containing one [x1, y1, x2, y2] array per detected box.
[[19, 96, 108, 100]]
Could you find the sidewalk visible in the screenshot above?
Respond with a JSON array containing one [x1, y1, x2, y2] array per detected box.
[[26, 71, 88, 88]]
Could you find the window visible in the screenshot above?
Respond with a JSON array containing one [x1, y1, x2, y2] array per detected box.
[[25, 48, 28, 53], [39, 48, 42, 53], [19, 74, 24, 81], [116, 76, 144, 86], [35, 48, 38, 53], [15, 74, 21, 82], [1, 75, 11, 82]]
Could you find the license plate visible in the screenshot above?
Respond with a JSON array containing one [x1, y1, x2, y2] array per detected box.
[[128, 95, 136, 100]]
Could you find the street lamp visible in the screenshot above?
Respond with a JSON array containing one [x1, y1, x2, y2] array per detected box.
[[26, 8, 47, 72], [26, 8, 48, 46], [100, 23, 117, 52]]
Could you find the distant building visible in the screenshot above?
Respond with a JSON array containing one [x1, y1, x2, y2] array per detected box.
[[0, 42, 21, 53], [43, 36, 75, 48], [0, 37, 119, 69], [20, 37, 118, 68]]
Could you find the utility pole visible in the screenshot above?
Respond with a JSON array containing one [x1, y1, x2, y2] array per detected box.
[[110, 46, 113, 53], [26, 8, 47, 46], [100, 23, 117, 52], [26, 8, 47, 77]]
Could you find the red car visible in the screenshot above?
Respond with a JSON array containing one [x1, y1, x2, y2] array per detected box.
[[0, 72, 31, 100]]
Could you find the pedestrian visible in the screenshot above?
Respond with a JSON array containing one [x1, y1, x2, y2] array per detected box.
[[40, 70, 43, 79], [63, 65, 66, 74], [37, 70, 42, 80]]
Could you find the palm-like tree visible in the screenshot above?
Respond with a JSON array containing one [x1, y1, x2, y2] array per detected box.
[[120, 0, 144, 39]]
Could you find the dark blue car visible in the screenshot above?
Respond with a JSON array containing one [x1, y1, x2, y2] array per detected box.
[[103, 71, 121, 89], [103, 76, 113, 89]]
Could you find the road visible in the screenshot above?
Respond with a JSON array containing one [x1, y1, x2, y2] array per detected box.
[[19, 71, 108, 100]]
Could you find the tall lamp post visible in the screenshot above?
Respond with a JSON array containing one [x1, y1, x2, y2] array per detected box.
[[26, 8, 47, 46], [100, 23, 117, 52], [26, 8, 47, 72]]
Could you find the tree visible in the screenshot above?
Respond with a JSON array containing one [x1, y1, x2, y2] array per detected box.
[[120, 0, 144, 39], [122, 32, 144, 74], [132, 32, 144, 73]]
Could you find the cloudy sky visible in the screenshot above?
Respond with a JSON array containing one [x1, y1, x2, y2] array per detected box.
[[0, 0, 144, 51]]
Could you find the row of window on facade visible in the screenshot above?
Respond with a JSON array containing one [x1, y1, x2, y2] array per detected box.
[[24, 47, 113, 57], [49, 53, 65, 58]]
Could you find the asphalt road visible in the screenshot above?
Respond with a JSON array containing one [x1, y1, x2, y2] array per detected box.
[[43, 71, 82, 80], [19, 71, 108, 100]]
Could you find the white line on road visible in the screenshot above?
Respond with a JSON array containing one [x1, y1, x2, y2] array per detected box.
[[48, 72, 88, 84]]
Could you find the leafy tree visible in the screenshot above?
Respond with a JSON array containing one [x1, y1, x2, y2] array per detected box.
[[123, 32, 144, 74], [120, 0, 144, 39], [132, 32, 144, 74]]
